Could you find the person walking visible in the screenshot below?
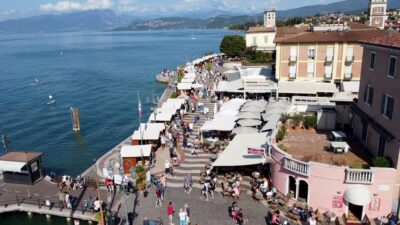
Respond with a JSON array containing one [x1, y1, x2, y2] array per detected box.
[[178, 208, 187, 225], [165, 160, 170, 174], [58, 191, 65, 208], [236, 208, 245, 225], [184, 204, 191, 224], [183, 174, 190, 194], [155, 188, 162, 207], [167, 202, 174, 225]]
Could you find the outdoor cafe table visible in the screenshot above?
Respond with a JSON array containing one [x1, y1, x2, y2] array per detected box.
[[331, 131, 347, 141], [330, 141, 350, 153]]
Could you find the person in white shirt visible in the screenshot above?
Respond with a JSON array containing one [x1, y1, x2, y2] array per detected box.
[[178, 208, 187, 225], [165, 160, 170, 174], [93, 198, 101, 212]]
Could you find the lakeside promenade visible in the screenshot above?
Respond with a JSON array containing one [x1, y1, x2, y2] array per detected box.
[[0, 55, 305, 225]]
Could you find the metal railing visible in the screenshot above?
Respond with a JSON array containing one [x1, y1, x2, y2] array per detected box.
[[345, 168, 374, 184], [325, 56, 334, 62], [283, 157, 310, 177]]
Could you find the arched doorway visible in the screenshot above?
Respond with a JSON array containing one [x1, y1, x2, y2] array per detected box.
[[288, 176, 296, 198], [298, 180, 309, 203]]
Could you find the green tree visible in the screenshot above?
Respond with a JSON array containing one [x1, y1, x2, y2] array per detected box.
[[220, 35, 246, 58]]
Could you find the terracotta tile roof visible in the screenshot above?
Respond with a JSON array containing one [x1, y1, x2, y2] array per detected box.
[[246, 26, 276, 33], [275, 29, 388, 44], [0, 151, 42, 162], [347, 21, 377, 30], [361, 33, 400, 49]]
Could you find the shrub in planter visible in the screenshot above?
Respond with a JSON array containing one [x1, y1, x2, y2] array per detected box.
[[280, 113, 291, 125], [303, 115, 317, 129], [371, 157, 392, 168], [135, 165, 147, 190], [170, 92, 178, 99], [276, 130, 285, 141], [291, 114, 302, 128]]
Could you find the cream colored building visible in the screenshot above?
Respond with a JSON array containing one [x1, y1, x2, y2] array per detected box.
[[245, 10, 276, 52], [274, 23, 387, 86]]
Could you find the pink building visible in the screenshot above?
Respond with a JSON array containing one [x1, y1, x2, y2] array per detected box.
[[351, 33, 400, 215], [269, 127, 396, 222]]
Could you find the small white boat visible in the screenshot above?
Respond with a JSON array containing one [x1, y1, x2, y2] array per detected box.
[[155, 72, 170, 84], [47, 95, 56, 105], [30, 78, 41, 86]]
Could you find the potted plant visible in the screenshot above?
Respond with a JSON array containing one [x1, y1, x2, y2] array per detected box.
[[135, 165, 147, 190]]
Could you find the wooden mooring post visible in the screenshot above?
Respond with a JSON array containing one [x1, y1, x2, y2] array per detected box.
[[70, 107, 81, 132]]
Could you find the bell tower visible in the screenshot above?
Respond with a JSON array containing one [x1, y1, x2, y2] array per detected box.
[[264, 10, 276, 28], [369, 0, 387, 29]]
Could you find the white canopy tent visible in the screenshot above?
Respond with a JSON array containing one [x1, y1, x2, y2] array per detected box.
[[132, 123, 165, 141], [177, 83, 192, 90], [121, 145, 152, 158], [201, 119, 236, 132], [184, 72, 196, 79], [212, 133, 268, 167], [181, 78, 195, 83], [220, 98, 246, 112]]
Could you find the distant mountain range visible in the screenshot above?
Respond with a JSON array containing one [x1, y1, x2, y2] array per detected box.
[[0, 10, 129, 33], [0, 0, 399, 33]]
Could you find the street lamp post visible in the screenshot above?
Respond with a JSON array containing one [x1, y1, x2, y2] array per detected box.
[[93, 158, 105, 225]]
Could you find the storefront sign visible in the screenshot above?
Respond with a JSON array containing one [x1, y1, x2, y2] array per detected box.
[[369, 198, 381, 211], [332, 195, 343, 208], [247, 147, 265, 155]]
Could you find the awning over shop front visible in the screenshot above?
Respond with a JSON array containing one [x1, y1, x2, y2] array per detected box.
[[279, 81, 338, 95], [0, 160, 26, 173], [177, 83, 192, 90], [132, 123, 165, 141], [121, 145, 152, 158], [343, 186, 371, 206], [212, 133, 268, 167]]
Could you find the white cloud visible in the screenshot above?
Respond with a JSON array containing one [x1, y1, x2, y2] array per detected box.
[[40, 0, 113, 12]]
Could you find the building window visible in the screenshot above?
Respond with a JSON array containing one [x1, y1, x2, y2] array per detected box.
[[326, 47, 334, 61], [346, 47, 354, 61], [381, 94, 394, 119], [264, 36, 269, 44], [325, 63, 333, 78], [378, 136, 386, 157], [361, 123, 368, 144], [369, 52, 376, 70], [252, 37, 257, 46], [307, 63, 314, 78], [388, 56, 397, 78], [345, 63, 352, 79], [289, 63, 297, 78], [364, 85, 374, 105], [308, 48, 315, 60]]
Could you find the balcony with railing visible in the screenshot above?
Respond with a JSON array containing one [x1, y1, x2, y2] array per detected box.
[[289, 55, 297, 62], [344, 72, 352, 80], [283, 157, 310, 177], [325, 55, 334, 62], [325, 72, 332, 79], [345, 168, 374, 184], [345, 55, 354, 62]]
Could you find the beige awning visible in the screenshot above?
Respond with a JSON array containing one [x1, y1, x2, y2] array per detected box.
[[279, 81, 338, 94], [343, 186, 371, 206], [0, 160, 26, 172]]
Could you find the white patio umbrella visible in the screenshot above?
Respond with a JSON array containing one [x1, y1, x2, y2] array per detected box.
[[237, 119, 262, 127], [232, 126, 259, 134], [240, 105, 265, 113], [237, 111, 261, 120]]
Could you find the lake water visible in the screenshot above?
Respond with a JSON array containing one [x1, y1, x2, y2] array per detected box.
[[0, 29, 239, 224], [0, 29, 239, 175]]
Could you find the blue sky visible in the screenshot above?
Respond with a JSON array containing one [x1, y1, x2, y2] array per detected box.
[[0, 0, 343, 20]]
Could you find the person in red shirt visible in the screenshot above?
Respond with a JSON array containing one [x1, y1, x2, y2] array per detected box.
[[167, 201, 174, 224]]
